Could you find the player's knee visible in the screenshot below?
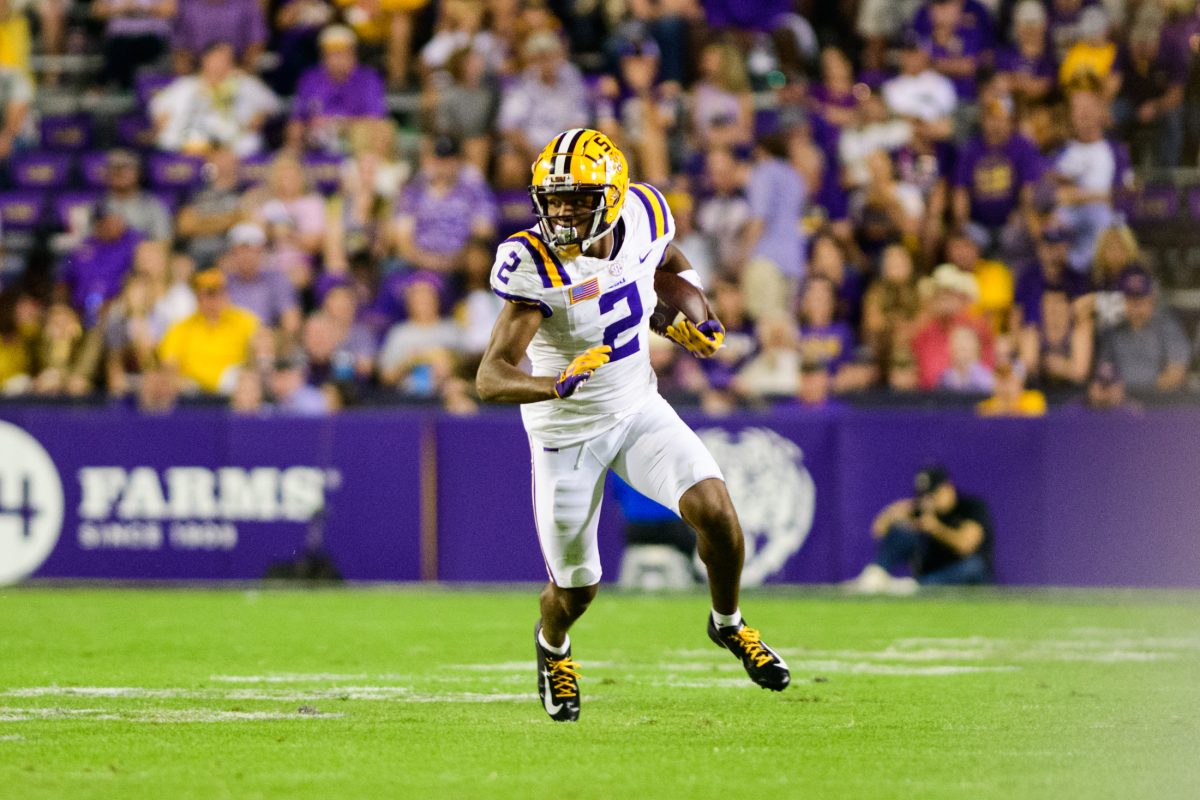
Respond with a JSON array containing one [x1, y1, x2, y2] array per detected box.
[[680, 479, 738, 537]]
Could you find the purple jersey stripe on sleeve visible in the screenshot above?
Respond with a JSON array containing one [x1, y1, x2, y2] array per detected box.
[[492, 287, 552, 317]]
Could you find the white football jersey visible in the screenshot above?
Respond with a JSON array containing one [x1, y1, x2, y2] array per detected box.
[[490, 182, 676, 446]]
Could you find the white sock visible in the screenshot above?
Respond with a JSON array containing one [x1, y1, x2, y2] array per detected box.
[[712, 608, 742, 628], [538, 629, 570, 656]]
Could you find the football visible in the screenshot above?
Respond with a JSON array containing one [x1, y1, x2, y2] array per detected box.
[[650, 270, 710, 334]]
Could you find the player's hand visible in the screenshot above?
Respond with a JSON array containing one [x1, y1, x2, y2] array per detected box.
[[665, 318, 725, 358], [553, 345, 611, 398]]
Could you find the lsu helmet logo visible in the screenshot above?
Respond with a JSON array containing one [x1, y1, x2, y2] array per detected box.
[[530, 129, 629, 250], [0, 420, 65, 585], [697, 427, 815, 586]]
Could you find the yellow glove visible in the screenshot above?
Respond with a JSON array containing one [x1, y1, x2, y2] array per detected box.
[[553, 345, 611, 398], [664, 319, 725, 358]]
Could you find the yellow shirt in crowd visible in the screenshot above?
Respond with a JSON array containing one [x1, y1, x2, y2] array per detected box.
[[0, 13, 31, 77], [1059, 42, 1116, 87], [336, 0, 431, 44], [970, 259, 1015, 333], [977, 390, 1048, 417], [158, 307, 259, 393]]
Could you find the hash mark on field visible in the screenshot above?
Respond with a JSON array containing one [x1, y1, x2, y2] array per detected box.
[[0, 707, 345, 723], [209, 673, 406, 683]]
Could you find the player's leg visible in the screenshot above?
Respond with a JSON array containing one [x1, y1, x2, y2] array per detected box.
[[612, 396, 789, 691], [529, 437, 610, 721]]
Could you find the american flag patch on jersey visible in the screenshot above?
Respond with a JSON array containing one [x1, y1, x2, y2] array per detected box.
[[568, 276, 601, 305]]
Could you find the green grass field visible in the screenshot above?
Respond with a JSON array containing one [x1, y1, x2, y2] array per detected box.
[[1, 587, 1197, 799]]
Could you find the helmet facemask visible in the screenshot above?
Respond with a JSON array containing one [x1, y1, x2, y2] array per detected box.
[[530, 184, 618, 250]]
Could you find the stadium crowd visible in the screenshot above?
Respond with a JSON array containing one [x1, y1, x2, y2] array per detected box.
[[0, 0, 1198, 416]]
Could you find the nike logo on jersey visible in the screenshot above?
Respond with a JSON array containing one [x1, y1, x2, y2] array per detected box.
[[541, 670, 563, 715], [638, 249, 657, 265]]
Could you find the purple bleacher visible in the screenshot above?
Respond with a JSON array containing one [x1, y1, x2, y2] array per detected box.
[[1131, 184, 1180, 222], [148, 152, 204, 192], [52, 190, 104, 230], [78, 151, 112, 189], [238, 153, 273, 189], [39, 114, 93, 151], [135, 73, 174, 107], [302, 153, 342, 195], [0, 191, 48, 231], [116, 113, 156, 150], [9, 151, 74, 190]]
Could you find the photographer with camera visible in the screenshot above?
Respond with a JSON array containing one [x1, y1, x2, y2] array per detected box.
[[845, 465, 994, 594]]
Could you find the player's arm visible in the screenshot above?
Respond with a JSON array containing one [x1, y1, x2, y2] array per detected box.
[[476, 303, 611, 403], [917, 512, 984, 556]]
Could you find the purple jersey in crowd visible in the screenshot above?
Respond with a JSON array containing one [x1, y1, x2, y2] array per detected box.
[[60, 230, 142, 319], [173, 0, 268, 57], [798, 321, 856, 370], [894, 141, 957, 200], [954, 134, 1044, 228], [911, 0, 995, 49], [225, 269, 300, 328], [995, 45, 1058, 83], [292, 64, 388, 120], [1015, 261, 1093, 325], [703, 0, 791, 31], [395, 171, 497, 257], [927, 27, 987, 99]]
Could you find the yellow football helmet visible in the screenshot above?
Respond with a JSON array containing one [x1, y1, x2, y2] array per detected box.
[[530, 128, 629, 250]]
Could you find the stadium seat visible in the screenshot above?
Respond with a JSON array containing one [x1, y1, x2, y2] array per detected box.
[[135, 73, 174, 107], [238, 153, 272, 190], [1131, 184, 1180, 222], [148, 152, 205, 193], [78, 151, 111, 189], [116, 113, 156, 150], [303, 153, 342, 195], [8, 151, 74, 190], [39, 114, 93, 151], [51, 190, 104, 231], [0, 190, 48, 231]]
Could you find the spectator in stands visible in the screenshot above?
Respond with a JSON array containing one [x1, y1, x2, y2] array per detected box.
[[430, 46, 498, 175], [938, 324, 994, 392], [268, 355, 331, 415], [1059, 7, 1117, 94], [944, 229, 1013, 333], [317, 282, 376, 382], [158, 269, 258, 394], [152, 41, 281, 156], [269, 0, 334, 94], [796, 275, 855, 379], [334, 0, 431, 88], [151, 249, 197, 328], [103, 271, 163, 398], [1085, 222, 1139, 334], [732, 313, 801, 401], [885, 346, 921, 393], [857, 0, 925, 74], [103, 149, 173, 243], [924, 0, 988, 107], [913, 264, 994, 390], [392, 135, 496, 276], [809, 46, 860, 129], [58, 202, 142, 327], [741, 135, 807, 319], [1112, 23, 1186, 168], [455, 237, 503, 358], [32, 302, 95, 396], [977, 359, 1047, 416], [325, 121, 408, 268], [690, 40, 754, 150], [862, 243, 920, 358], [694, 147, 750, 279], [229, 366, 264, 413], [846, 464, 993, 592], [419, 0, 502, 81], [952, 101, 1043, 258], [1096, 266, 1190, 395], [171, 0, 267, 75], [0, 0, 32, 77], [1017, 288, 1092, 389], [94, 0, 176, 88], [838, 92, 912, 190], [377, 271, 461, 399], [176, 147, 243, 269], [1052, 88, 1126, 273], [0, 288, 35, 393], [1047, 0, 1092, 59], [245, 155, 327, 257], [882, 33, 957, 136], [288, 25, 388, 154], [0, 63, 31, 159], [221, 223, 301, 339], [997, 1, 1057, 108], [593, 35, 674, 187], [807, 232, 866, 330], [495, 31, 587, 187], [665, 191, 716, 286], [849, 149, 923, 261], [692, 276, 756, 406]]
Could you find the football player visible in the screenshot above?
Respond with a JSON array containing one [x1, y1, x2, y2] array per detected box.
[[476, 129, 790, 722]]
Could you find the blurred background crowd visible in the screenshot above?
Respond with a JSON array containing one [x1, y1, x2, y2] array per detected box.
[[0, 0, 1199, 416]]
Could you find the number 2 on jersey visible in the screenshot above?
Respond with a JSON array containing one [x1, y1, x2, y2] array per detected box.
[[599, 283, 642, 363]]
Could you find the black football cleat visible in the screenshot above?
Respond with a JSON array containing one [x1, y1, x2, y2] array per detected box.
[[535, 621, 581, 722], [707, 614, 790, 691]]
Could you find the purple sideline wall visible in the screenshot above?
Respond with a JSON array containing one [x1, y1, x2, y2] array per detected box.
[[1, 407, 1198, 587]]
